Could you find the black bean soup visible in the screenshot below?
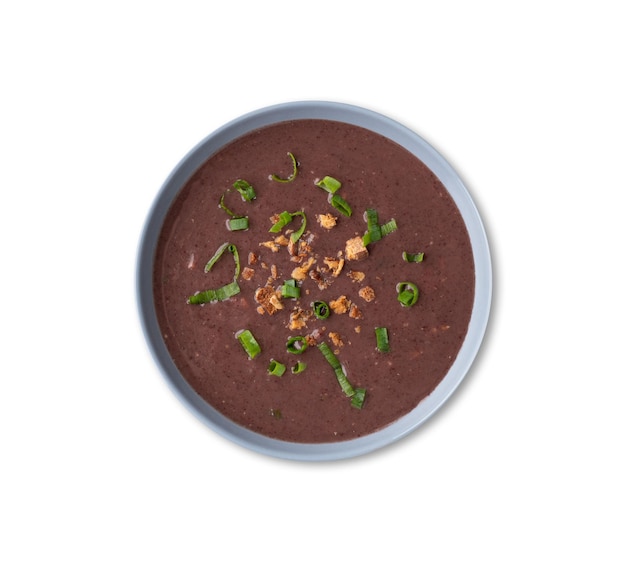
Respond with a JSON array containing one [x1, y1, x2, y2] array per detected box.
[[153, 119, 474, 443]]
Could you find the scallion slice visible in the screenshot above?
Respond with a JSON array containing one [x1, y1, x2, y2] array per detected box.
[[375, 326, 390, 353], [351, 387, 366, 409], [312, 300, 330, 319], [204, 242, 240, 277], [286, 336, 308, 355], [396, 281, 419, 307], [268, 359, 286, 377], [269, 210, 293, 233], [281, 279, 300, 299], [269, 210, 307, 243], [315, 176, 342, 194], [187, 280, 241, 304], [381, 218, 397, 237], [270, 152, 298, 183], [289, 211, 306, 243], [236, 329, 261, 359], [233, 179, 256, 201], [402, 251, 424, 263], [362, 208, 397, 246], [292, 361, 307, 374], [329, 193, 352, 217], [227, 216, 249, 231], [318, 341, 355, 397]]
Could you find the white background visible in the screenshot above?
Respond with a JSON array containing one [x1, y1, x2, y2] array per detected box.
[[2, 1, 624, 560]]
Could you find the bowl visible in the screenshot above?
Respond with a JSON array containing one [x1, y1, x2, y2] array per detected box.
[[136, 101, 492, 461]]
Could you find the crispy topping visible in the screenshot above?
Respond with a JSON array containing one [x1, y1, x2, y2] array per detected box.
[[316, 213, 338, 229], [329, 332, 344, 347], [358, 286, 376, 302], [254, 286, 283, 315], [274, 234, 289, 247], [288, 307, 312, 331], [241, 267, 255, 281], [347, 270, 365, 283], [348, 303, 362, 319], [248, 252, 259, 265], [291, 256, 316, 281], [309, 268, 331, 290], [329, 295, 351, 315], [324, 257, 345, 277], [345, 236, 368, 261], [259, 240, 280, 253]]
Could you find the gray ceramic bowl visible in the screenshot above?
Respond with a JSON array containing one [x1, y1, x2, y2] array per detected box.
[[136, 101, 492, 461]]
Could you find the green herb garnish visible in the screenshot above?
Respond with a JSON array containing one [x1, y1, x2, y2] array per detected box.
[[362, 208, 397, 246], [268, 210, 307, 243], [375, 327, 390, 353], [396, 281, 419, 307], [318, 341, 355, 397], [350, 388, 367, 409], [281, 279, 300, 299], [268, 359, 286, 377], [402, 251, 424, 263], [312, 300, 330, 319], [233, 179, 256, 201], [315, 176, 342, 194], [286, 336, 308, 355], [292, 361, 307, 374], [236, 329, 261, 359], [329, 193, 352, 217], [188, 243, 242, 304], [270, 152, 298, 183]]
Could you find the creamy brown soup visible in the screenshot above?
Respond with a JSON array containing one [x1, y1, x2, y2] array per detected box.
[[153, 119, 474, 443]]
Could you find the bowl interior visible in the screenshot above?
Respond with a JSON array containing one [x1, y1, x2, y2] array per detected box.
[[137, 101, 492, 461]]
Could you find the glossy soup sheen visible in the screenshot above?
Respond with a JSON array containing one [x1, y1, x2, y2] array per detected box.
[[153, 119, 475, 443]]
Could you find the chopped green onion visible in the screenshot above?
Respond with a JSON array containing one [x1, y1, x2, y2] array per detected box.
[[227, 216, 249, 231], [189, 243, 242, 304], [329, 193, 352, 217], [270, 152, 298, 183], [292, 361, 307, 374], [315, 176, 342, 194], [268, 359, 286, 377], [219, 192, 236, 217], [318, 342, 355, 397], [381, 218, 397, 237], [396, 281, 419, 307], [286, 336, 308, 355], [187, 280, 241, 304], [269, 210, 293, 233], [362, 208, 396, 246], [233, 179, 256, 201], [375, 326, 390, 353], [281, 279, 301, 299], [204, 242, 240, 279], [351, 388, 367, 409], [269, 210, 307, 243], [289, 211, 307, 243], [312, 300, 330, 319], [402, 251, 424, 263], [236, 329, 261, 359]]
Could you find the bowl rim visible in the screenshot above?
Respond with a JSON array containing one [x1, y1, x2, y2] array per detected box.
[[136, 100, 492, 461]]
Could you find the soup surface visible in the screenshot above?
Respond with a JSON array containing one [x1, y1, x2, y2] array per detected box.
[[153, 119, 474, 443]]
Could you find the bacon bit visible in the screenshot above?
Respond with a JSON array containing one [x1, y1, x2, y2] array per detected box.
[[330, 295, 351, 315], [358, 286, 376, 302], [256, 306, 265, 315], [254, 286, 283, 315], [347, 270, 365, 283], [291, 256, 316, 281], [324, 257, 345, 277], [274, 234, 289, 247], [241, 267, 255, 281], [345, 237, 368, 261], [248, 252, 259, 265], [354, 326, 361, 334], [259, 240, 280, 253], [348, 303, 362, 319], [316, 213, 337, 229], [329, 332, 344, 347], [270, 264, 278, 280]]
